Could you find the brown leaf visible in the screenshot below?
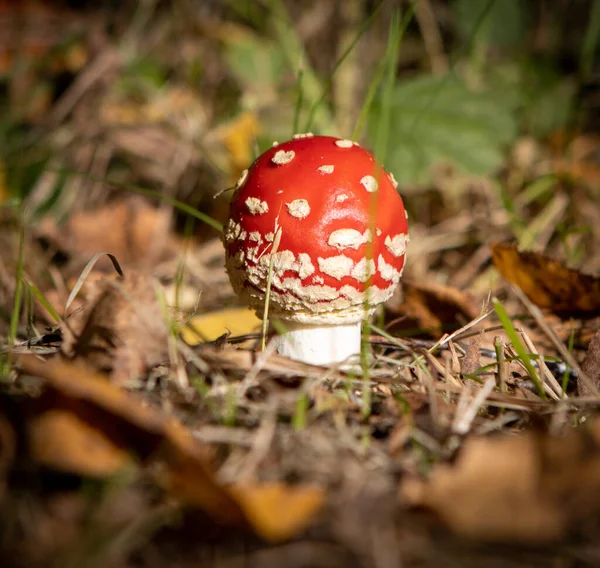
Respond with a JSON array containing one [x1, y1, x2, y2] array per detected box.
[[39, 197, 178, 272], [19, 354, 244, 519], [492, 242, 600, 317], [460, 336, 482, 378], [401, 419, 600, 543], [387, 279, 478, 338], [17, 355, 323, 542], [579, 329, 600, 396], [61, 270, 170, 384]]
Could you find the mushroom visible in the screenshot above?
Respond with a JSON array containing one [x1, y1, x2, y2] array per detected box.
[[223, 135, 408, 365]]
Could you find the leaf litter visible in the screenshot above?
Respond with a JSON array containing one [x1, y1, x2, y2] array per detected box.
[[1, 2, 600, 567]]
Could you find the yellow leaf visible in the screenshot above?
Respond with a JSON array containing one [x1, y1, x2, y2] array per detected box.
[[26, 406, 133, 477], [182, 307, 261, 344], [222, 112, 259, 182], [231, 484, 325, 542]]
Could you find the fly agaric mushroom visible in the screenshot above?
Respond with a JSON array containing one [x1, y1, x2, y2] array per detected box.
[[223, 134, 408, 365]]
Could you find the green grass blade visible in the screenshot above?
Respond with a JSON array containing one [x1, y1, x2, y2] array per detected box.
[[24, 278, 61, 323], [9, 223, 25, 347], [492, 297, 547, 400], [101, 178, 224, 233], [261, 227, 282, 351], [580, 0, 600, 80], [268, 0, 332, 131], [304, 0, 387, 133], [373, 9, 402, 163], [562, 320, 576, 393], [352, 59, 387, 142], [405, 0, 497, 136], [360, 9, 403, 420], [292, 66, 304, 136], [292, 393, 309, 430], [49, 167, 223, 232], [353, 4, 415, 141]]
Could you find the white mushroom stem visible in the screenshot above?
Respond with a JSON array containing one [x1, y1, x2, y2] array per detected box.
[[274, 320, 362, 366]]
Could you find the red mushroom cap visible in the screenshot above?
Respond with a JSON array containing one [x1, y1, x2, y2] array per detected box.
[[224, 135, 408, 324]]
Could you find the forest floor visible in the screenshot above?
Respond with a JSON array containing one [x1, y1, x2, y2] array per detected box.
[[1, 1, 600, 566]]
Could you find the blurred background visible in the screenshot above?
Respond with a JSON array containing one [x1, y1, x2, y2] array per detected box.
[[0, 0, 599, 330]]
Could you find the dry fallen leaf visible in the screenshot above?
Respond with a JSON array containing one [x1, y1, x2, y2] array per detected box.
[[17, 355, 324, 542], [387, 279, 478, 337], [230, 484, 324, 543], [182, 307, 261, 344], [61, 270, 170, 384], [26, 394, 134, 477], [401, 419, 600, 543], [460, 334, 483, 386], [492, 242, 600, 317], [579, 329, 600, 396], [39, 197, 178, 272]]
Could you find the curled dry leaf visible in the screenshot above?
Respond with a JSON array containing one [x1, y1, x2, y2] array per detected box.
[[61, 270, 170, 384], [401, 419, 600, 543], [492, 242, 600, 317], [387, 279, 478, 338], [17, 355, 324, 542]]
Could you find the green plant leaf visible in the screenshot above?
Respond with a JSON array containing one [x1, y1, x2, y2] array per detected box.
[[523, 73, 576, 138], [453, 0, 526, 48], [369, 74, 519, 186], [223, 28, 285, 102]]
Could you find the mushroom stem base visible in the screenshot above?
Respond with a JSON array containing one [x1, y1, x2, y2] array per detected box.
[[274, 320, 362, 366]]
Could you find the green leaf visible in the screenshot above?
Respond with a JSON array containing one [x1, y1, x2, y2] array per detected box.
[[453, 0, 526, 48], [223, 29, 285, 101], [368, 74, 519, 186], [527, 78, 576, 137]]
